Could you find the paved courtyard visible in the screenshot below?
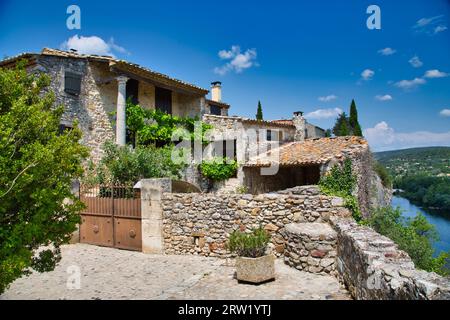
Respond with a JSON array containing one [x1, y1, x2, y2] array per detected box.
[[1, 244, 351, 300]]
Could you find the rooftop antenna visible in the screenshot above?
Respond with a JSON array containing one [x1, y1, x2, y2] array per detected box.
[[70, 48, 78, 52]]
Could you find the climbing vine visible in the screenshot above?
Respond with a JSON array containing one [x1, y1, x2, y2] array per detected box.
[[112, 100, 213, 147], [318, 158, 362, 221], [199, 157, 238, 181]]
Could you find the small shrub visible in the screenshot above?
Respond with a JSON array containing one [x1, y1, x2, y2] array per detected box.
[[84, 141, 186, 186], [199, 157, 238, 181], [364, 206, 450, 276], [228, 227, 271, 258], [373, 161, 393, 188], [319, 158, 362, 221], [235, 185, 249, 194]]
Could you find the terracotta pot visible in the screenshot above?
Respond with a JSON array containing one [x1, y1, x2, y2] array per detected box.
[[235, 254, 275, 284]]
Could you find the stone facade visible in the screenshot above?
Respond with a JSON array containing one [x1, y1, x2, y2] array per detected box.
[[282, 223, 337, 275], [18, 50, 208, 162], [160, 185, 351, 257], [331, 217, 450, 300]]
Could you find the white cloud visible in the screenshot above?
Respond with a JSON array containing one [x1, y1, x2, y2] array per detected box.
[[424, 69, 449, 78], [413, 15, 443, 28], [413, 15, 447, 35], [394, 77, 426, 90], [375, 94, 393, 101], [304, 107, 343, 120], [364, 121, 450, 151], [60, 35, 129, 57], [440, 109, 450, 117], [378, 47, 396, 56], [318, 94, 338, 102], [409, 55, 423, 68], [434, 25, 448, 34], [214, 45, 258, 75], [361, 69, 374, 81]]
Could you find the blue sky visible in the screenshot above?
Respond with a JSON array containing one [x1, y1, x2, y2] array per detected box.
[[0, 0, 449, 151]]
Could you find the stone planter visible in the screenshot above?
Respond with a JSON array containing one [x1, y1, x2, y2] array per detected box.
[[235, 254, 275, 284]]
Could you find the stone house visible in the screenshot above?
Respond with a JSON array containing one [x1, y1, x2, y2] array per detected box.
[[1, 48, 386, 215]]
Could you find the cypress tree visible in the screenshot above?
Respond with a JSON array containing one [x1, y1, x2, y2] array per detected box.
[[349, 99, 363, 136], [256, 100, 263, 120]]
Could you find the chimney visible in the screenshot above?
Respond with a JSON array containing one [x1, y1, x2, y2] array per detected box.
[[211, 81, 222, 102], [293, 111, 306, 142]]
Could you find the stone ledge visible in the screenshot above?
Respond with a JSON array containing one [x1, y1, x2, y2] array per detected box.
[[332, 217, 450, 300]]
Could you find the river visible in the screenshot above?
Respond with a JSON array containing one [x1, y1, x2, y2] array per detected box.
[[391, 196, 450, 255]]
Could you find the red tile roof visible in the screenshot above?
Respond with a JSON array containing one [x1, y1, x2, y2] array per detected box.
[[245, 136, 369, 167]]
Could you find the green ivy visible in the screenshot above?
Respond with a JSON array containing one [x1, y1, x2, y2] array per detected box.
[[199, 157, 238, 181], [319, 158, 362, 221]]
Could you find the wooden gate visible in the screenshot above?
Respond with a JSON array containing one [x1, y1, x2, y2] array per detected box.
[[79, 185, 142, 251]]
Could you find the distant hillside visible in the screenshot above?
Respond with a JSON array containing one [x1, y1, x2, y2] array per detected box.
[[374, 147, 450, 177]]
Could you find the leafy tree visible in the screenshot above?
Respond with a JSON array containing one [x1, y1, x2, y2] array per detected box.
[[256, 100, 263, 120], [332, 112, 350, 136], [0, 61, 89, 293], [365, 206, 449, 276], [349, 99, 363, 136], [325, 129, 332, 137]]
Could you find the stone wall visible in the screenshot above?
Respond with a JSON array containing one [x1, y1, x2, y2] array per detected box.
[[37, 56, 115, 163], [331, 217, 450, 300], [282, 222, 337, 275], [160, 185, 351, 257]]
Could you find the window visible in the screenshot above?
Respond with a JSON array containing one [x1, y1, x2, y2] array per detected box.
[[126, 79, 139, 105], [210, 104, 221, 116], [155, 86, 172, 114], [266, 129, 280, 141], [214, 139, 237, 160], [64, 71, 81, 95]]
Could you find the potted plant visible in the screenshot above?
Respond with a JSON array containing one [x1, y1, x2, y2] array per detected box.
[[227, 227, 275, 284]]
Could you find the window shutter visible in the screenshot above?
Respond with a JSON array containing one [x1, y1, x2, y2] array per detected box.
[[64, 71, 82, 95]]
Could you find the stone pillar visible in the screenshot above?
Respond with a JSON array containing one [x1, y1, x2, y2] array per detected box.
[[116, 76, 129, 146], [293, 111, 306, 142], [139, 178, 172, 254]]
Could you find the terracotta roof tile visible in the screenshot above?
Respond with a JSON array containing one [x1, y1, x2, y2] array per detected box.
[[245, 136, 368, 167]]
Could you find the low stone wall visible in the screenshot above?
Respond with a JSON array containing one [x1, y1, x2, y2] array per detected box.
[[161, 186, 351, 257], [332, 217, 450, 300], [282, 223, 337, 275]]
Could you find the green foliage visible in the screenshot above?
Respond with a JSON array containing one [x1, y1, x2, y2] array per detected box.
[[227, 227, 271, 258], [349, 99, 363, 136], [395, 175, 450, 210], [364, 207, 450, 276], [332, 112, 350, 136], [84, 141, 186, 186], [332, 100, 363, 137], [113, 100, 213, 147], [373, 161, 393, 188], [325, 129, 332, 137], [319, 159, 362, 221], [256, 100, 263, 120], [199, 157, 238, 181], [0, 60, 89, 293], [375, 147, 450, 177], [375, 147, 450, 210]]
